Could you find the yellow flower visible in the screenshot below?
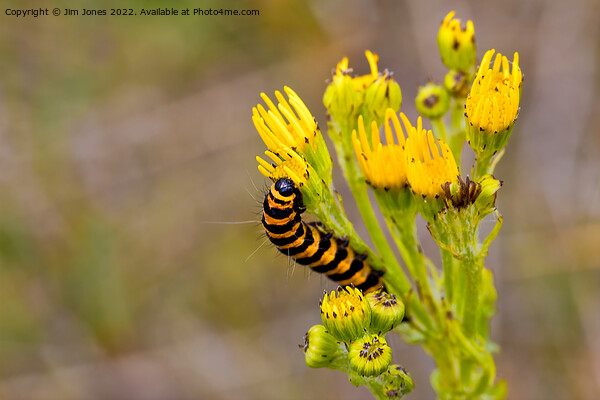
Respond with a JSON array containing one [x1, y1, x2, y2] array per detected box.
[[256, 148, 309, 187], [465, 49, 521, 134], [437, 11, 476, 72], [320, 286, 372, 343], [254, 86, 332, 181], [403, 114, 459, 199], [256, 148, 325, 210], [253, 86, 319, 153], [352, 109, 408, 190]]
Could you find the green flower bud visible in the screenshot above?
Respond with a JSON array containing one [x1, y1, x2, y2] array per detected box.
[[437, 11, 476, 72], [323, 73, 363, 123], [474, 174, 502, 216], [348, 334, 392, 377], [382, 365, 415, 398], [415, 82, 450, 120], [324, 51, 381, 124], [320, 287, 372, 343], [444, 69, 470, 98], [363, 74, 402, 126], [366, 291, 405, 335], [301, 324, 342, 369]]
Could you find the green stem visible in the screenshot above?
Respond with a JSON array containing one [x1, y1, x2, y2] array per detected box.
[[475, 151, 494, 180], [461, 251, 483, 338], [350, 180, 409, 293], [429, 340, 461, 396], [448, 97, 467, 169], [387, 214, 432, 302], [315, 188, 372, 254], [431, 118, 448, 142], [441, 248, 455, 305], [450, 97, 464, 129]]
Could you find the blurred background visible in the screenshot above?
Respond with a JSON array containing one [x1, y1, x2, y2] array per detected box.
[[1, 0, 599, 399]]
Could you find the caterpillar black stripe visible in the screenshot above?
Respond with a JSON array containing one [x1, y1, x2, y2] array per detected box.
[[262, 178, 384, 293]]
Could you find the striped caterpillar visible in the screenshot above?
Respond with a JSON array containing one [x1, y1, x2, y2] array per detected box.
[[262, 178, 384, 293]]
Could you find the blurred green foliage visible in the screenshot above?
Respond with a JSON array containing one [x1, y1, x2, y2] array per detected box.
[[0, 0, 328, 378]]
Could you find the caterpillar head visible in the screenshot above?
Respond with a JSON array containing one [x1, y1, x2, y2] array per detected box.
[[275, 178, 296, 197]]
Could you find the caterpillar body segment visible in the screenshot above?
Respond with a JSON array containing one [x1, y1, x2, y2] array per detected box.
[[262, 178, 384, 293]]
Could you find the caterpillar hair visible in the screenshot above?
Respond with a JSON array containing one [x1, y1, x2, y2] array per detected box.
[[262, 178, 384, 293]]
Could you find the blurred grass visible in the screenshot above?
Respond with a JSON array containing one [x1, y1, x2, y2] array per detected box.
[[0, 0, 599, 399]]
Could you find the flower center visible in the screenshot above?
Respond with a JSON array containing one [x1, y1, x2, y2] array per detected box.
[[271, 158, 308, 186], [358, 336, 387, 361], [321, 289, 367, 321]]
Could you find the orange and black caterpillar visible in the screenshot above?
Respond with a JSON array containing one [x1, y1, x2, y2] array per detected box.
[[262, 178, 384, 293]]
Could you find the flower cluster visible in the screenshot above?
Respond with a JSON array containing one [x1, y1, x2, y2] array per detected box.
[[301, 287, 405, 378], [251, 9, 522, 400]]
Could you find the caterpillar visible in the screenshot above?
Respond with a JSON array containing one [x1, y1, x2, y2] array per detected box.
[[262, 178, 384, 293]]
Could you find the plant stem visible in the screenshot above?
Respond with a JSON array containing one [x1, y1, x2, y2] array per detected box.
[[350, 181, 409, 292], [387, 213, 433, 303], [461, 251, 483, 338], [441, 248, 455, 305], [431, 117, 448, 142], [448, 98, 467, 169]]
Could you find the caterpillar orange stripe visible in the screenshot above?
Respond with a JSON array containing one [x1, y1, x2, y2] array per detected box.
[[262, 178, 384, 293]]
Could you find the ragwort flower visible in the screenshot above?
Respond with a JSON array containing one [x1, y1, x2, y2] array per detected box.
[[403, 114, 459, 199], [352, 109, 408, 191], [465, 49, 522, 156]]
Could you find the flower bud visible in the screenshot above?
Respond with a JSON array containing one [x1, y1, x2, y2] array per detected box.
[[324, 51, 381, 125], [382, 365, 415, 398], [301, 324, 342, 368], [348, 334, 392, 377], [363, 74, 402, 126], [474, 174, 502, 215], [323, 72, 363, 123], [320, 287, 372, 343], [437, 11, 476, 72], [415, 82, 450, 120], [444, 69, 470, 98], [366, 291, 405, 335]]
